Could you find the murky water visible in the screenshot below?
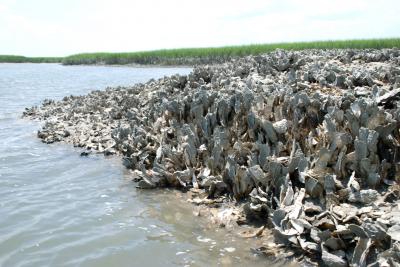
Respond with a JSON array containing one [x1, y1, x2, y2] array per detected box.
[[0, 64, 268, 267]]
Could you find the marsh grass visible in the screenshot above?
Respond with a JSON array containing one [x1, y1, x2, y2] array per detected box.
[[1, 38, 399, 65], [62, 38, 400, 65]]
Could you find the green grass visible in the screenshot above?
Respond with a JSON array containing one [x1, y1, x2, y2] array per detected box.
[[1, 38, 399, 65], [61, 38, 400, 65], [0, 55, 62, 63]]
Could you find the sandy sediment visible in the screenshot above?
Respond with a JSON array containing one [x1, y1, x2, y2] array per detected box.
[[24, 48, 400, 266]]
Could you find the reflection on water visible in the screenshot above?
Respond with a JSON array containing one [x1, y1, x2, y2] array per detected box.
[[0, 63, 268, 267]]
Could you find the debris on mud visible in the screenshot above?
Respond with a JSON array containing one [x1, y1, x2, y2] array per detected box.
[[24, 48, 400, 266]]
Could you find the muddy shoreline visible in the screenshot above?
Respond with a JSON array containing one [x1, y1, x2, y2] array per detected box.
[[24, 48, 400, 266]]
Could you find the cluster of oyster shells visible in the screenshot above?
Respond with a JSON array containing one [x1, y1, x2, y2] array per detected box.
[[24, 48, 400, 266]]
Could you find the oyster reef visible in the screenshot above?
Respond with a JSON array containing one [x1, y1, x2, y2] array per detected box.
[[24, 49, 400, 266]]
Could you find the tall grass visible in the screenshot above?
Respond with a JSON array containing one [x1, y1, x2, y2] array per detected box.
[[1, 38, 399, 65], [62, 38, 400, 65]]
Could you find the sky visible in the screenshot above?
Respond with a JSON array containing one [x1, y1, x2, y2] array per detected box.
[[0, 0, 399, 57]]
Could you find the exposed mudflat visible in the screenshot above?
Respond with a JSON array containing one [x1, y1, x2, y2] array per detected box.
[[25, 49, 400, 266]]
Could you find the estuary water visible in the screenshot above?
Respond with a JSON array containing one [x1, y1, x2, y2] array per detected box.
[[0, 64, 267, 267]]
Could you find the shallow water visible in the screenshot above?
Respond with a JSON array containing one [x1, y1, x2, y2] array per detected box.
[[0, 64, 268, 267]]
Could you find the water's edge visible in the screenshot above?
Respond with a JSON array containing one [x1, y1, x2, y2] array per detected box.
[[0, 64, 269, 267]]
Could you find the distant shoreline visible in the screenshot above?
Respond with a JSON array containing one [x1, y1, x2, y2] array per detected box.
[[0, 62, 193, 69], [1, 38, 399, 66], [0, 55, 62, 64]]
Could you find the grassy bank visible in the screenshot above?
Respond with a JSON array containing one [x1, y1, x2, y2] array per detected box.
[[1, 38, 399, 65], [62, 38, 400, 65], [0, 55, 63, 63]]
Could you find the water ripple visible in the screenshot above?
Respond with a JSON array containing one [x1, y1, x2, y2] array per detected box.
[[0, 64, 269, 267]]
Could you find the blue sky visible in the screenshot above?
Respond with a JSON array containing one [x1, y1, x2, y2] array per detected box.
[[0, 0, 399, 56]]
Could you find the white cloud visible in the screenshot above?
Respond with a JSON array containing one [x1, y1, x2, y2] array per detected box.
[[0, 0, 399, 56]]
